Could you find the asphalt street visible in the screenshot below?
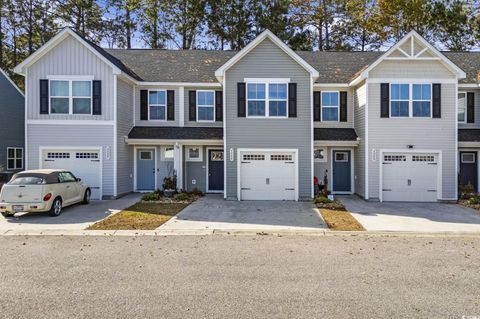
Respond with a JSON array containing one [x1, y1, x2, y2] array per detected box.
[[0, 235, 479, 318]]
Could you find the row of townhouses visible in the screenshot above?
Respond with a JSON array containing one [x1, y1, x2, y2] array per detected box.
[[7, 28, 480, 202]]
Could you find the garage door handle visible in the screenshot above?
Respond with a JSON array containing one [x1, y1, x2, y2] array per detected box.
[[428, 163, 437, 165], [407, 179, 411, 186], [427, 190, 437, 192], [383, 189, 392, 191], [241, 161, 251, 164], [285, 188, 295, 190], [91, 160, 100, 162], [44, 159, 55, 162], [241, 188, 251, 190], [382, 162, 392, 165]]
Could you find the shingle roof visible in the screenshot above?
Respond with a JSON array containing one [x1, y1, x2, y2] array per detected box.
[[128, 126, 223, 140], [458, 129, 480, 142], [314, 128, 358, 141], [443, 52, 480, 84]]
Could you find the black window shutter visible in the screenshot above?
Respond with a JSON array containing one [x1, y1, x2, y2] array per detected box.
[[167, 90, 175, 120], [313, 91, 321, 121], [237, 83, 246, 117], [288, 83, 297, 118], [467, 92, 475, 123], [432, 83, 441, 118], [40, 79, 49, 114], [140, 90, 148, 120], [92, 80, 102, 115], [189, 90, 196, 121], [215, 91, 223, 122], [340, 91, 347, 122], [380, 83, 390, 118]]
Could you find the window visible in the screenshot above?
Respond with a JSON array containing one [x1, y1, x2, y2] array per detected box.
[[76, 152, 99, 159], [149, 90, 166, 120], [390, 84, 409, 117], [246, 82, 288, 118], [186, 146, 202, 162], [462, 153, 475, 163], [50, 80, 92, 114], [47, 152, 70, 159], [161, 146, 174, 161], [197, 91, 215, 121], [58, 172, 77, 183], [243, 154, 265, 161], [211, 151, 224, 161], [314, 148, 326, 162], [271, 154, 292, 161], [139, 151, 153, 160], [321, 92, 339, 121], [7, 148, 23, 170], [384, 155, 406, 162], [412, 84, 431, 117], [458, 92, 467, 123], [412, 155, 435, 162], [334, 152, 348, 162]]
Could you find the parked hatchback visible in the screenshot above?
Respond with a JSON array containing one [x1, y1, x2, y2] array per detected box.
[[0, 169, 91, 217]]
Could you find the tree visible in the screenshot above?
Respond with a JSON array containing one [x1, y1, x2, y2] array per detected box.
[[140, 0, 168, 48], [107, 0, 142, 48], [56, 0, 105, 42]]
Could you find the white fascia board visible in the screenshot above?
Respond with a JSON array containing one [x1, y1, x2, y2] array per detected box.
[[135, 81, 222, 87], [0, 67, 24, 96], [458, 142, 480, 148], [125, 138, 223, 145], [314, 140, 359, 147], [458, 83, 480, 89], [314, 83, 350, 88], [215, 30, 319, 80]]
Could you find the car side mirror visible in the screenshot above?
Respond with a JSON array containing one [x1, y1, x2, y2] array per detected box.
[[76, 178, 82, 182]]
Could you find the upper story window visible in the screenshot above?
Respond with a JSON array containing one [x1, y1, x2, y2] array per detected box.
[[246, 82, 287, 118], [50, 80, 92, 114], [458, 92, 466, 123], [197, 90, 215, 122], [149, 90, 166, 120], [390, 83, 431, 118], [321, 92, 339, 121]]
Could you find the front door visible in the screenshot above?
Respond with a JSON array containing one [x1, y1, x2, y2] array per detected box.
[[208, 149, 224, 192], [460, 152, 478, 192], [332, 150, 351, 193], [137, 149, 155, 191]]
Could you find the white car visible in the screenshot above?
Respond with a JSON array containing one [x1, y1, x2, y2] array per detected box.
[[0, 169, 91, 217]]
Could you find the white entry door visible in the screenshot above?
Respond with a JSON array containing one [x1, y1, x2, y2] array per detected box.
[[382, 153, 438, 202], [42, 149, 102, 199], [240, 151, 296, 201]]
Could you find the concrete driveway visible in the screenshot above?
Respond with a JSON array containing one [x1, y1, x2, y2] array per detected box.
[[158, 195, 326, 233], [339, 195, 480, 232], [0, 193, 141, 233]]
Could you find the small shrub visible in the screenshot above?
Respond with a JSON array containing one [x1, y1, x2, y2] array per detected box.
[[162, 176, 177, 190], [190, 188, 204, 197], [468, 196, 480, 205], [459, 182, 476, 200], [142, 192, 161, 201], [174, 193, 190, 201], [314, 195, 332, 204]]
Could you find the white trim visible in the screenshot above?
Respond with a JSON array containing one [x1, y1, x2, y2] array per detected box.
[[459, 84, 480, 88], [222, 75, 227, 199], [459, 142, 480, 148], [126, 138, 223, 145], [147, 89, 167, 121], [27, 120, 115, 125], [0, 68, 24, 96], [389, 83, 433, 118], [365, 80, 369, 199], [196, 89, 216, 122], [6, 147, 24, 170], [185, 146, 203, 162], [132, 86, 136, 127], [134, 146, 157, 192], [24, 68, 28, 170], [314, 140, 360, 147], [46, 75, 94, 80], [461, 152, 475, 164], [160, 145, 175, 161], [113, 74, 118, 197], [236, 148, 299, 201], [135, 82, 221, 87], [245, 82, 289, 118], [179, 87, 185, 127], [455, 81, 459, 200], [378, 149, 443, 202], [313, 147, 327, 163], [215, 30, 319, 81], [38, 146, 103, 199], [457, 91, 467, 124], [48, 78, 93, 115], [320, 91, 340, 122], [314, 83, 349, 88], [310, 76, 314, 198], [244, 78, 290, 83], [206, 147, 225, 193], [330, 148, 354, 195], [368, 78, 458, 84]]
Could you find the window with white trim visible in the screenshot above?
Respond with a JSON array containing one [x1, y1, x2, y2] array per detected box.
[[314, 148, 326, 162], [461, 153, 475, 163], [50, 80, 92, 114], [412, 84, 431, 117], [390, 83, 432, 117], [458, 92, 467, 123], [7, 147, 23, 170], [149, 90, 166, 120], [390, 84, 409, 117], [246, 82, 287, 118], [321, 92, 339, 121], [186, 146, 202, 162], [197, 91, 215, 122], [161, 146, 174, 161]]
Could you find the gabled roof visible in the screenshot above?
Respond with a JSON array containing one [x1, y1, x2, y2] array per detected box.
[[0, 68, 23, 96], [214, 30, 319, 81]]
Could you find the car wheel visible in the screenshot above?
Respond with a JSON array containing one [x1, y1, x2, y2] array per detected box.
[[82, 189, 91, 205], [1, 211, 14, 218], [49, 198, 62, 217]]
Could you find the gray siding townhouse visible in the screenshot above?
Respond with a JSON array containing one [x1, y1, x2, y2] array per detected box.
[[0, 68, 24, 173], [12, 28, 480, 202]]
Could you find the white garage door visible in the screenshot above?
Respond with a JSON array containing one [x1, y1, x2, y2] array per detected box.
[[42, 149, 102, 200], [240, 151, 296, 201], [382, 153, 438, 202]]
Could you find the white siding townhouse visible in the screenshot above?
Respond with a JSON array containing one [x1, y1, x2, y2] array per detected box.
[[12, 28, 480, 202]]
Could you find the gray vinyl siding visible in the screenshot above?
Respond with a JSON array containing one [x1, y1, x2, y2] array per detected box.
[[458, 87, 480, 128], [353, 82, 367, 198], [0, 71, 24, 171], [134, 86, 180, 126], [369, 60, 456, 79], [184, 146, 208, 192], [116, 78, 134, 195], [184, 87, 223, 127], [366, 82, 457, 200], [27, 124, 115, 197], [224, 38, 312, 200], [26, 35, 115, 121], [314, 87, 353, 129]]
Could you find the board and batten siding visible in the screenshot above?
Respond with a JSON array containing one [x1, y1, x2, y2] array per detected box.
[[27, 124, 115, 197], [184, 87, 223, 128], [366, 82, 457, 200], [117, 78, 134, 195], [458, 87, 480, 129], [134, 86, 180, 126], [224, 38, 312, 200], [26, 35, 115, 121], [314, 87, 353, 129], [353, 81, 367, 198], [369, 60, 456, 79]]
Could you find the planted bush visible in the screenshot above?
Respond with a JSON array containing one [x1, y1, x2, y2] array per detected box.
[[314, 195, 332, 204], [142, 192, 162, 201], [468, 196, 480, 205], [174, 193, 190, 201]]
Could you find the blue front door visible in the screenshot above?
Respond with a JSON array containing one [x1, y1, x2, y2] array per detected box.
[[137, 149, 155, 191], [332, 150, 351, 193]]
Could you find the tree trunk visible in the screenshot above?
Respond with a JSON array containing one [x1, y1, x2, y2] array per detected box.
[[0, 0, 3, 69], [126, 7, 131, 48]]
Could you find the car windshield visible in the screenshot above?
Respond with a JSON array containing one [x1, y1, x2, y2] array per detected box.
[[9, 176, 46, 185]]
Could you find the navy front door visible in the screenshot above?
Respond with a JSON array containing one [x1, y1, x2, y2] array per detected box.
[[208, 149, 224, 192], [137, 149, 155, 191], [460, 152, 478, 192], [332, 150, 351, 193]]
